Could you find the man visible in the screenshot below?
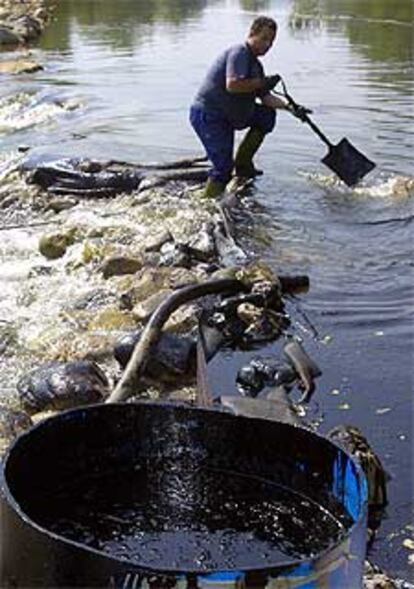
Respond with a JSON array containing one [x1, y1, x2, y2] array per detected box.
[[190, 16, 305, 198]]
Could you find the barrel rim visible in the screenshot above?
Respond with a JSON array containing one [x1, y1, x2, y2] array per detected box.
[[0, 400, 368, 577]]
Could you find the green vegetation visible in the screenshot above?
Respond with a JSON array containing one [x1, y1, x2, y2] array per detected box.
[[290, 0, 413, 64], [40, 0, 211, 51]]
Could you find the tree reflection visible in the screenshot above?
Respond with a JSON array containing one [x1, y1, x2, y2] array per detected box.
[[238, 0, 272, 11], [289, 0, 413, 65], [40, 0, 211, 52]]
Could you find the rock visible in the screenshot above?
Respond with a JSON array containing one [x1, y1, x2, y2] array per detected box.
[[9, 15, 42, 41], [188, 222, 216, 260], [0, 405, 32, 454], [236, 260, 278, 287], [101, 255, 143, 279], [159, 241, 192, 268], [209, 267, 239, 281], [33, 8, 50, 24], [87, 307, 137, 331], [118, 267, 199, 310], [164, 303, 198, 334], [40, 330, 122, 363], [0, 322, 18, 355], [114, 330, 196, 383], [0, 58, 43, 75], [39, 230, 76, 260], [236, 364, 264, 396], [236, 359, 297, 396], [0, 26, 21, 45], [132, 289, 172, 322], [46, 197, 78, 213], [144, 230, 173, 252], [70, 288, 119, 312], [213, 222, 247, 267], [17, 361, 109, 414]]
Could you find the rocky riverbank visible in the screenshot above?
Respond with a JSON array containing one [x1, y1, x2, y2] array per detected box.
[[0, 152, 411, 588], [0, 0, 55, 73]]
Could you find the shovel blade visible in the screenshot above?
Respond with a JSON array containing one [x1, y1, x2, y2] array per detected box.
[[322, 138, 375, 187]]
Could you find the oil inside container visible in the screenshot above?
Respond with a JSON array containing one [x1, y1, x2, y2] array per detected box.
[[32, 464, 353, 571]]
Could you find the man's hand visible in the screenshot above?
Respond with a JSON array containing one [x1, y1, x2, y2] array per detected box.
[[288, 103, 312, 121], [262, 74, 281, 93]]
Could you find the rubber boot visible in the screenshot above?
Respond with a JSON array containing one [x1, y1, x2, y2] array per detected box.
[[202, 177, 225, 199], [234, 127, 266, 178]]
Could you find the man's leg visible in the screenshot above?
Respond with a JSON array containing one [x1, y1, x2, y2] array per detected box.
[[190, 105, 234, 197], [234, 105, 276, 178]]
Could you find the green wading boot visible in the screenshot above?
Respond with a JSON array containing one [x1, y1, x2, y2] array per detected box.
[[234, 127, 266, 178], [202, 177, 225, 199]]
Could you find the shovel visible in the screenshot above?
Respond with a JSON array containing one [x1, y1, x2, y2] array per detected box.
[[276, 79, 376, 187]]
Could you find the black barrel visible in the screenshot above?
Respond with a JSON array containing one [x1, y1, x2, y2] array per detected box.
[[0, 402, 368, 588]]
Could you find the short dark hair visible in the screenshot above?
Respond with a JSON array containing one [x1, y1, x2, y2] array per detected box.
[[249, 16, 277, 36]]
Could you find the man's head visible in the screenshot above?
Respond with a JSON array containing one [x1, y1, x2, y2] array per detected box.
[[247, 16, 277, 56]]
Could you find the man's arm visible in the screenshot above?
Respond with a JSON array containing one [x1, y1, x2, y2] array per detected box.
[[261, 93, 289, 110], [226, 77, 264, 94]]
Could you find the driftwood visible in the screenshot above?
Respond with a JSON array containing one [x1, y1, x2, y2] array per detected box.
[[26, 156, 209, 199], [107, 155, 208, 171], [107, 279, 246, 403], [138, 169, 209, 191]]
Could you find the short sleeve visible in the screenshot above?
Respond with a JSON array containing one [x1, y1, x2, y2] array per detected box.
[[226, 46, 250, 80]]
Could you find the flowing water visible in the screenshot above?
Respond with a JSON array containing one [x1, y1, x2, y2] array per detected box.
[[0, 0, 413, 580]]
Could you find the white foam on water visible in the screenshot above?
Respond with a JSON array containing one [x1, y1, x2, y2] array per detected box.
[[0, 150, 25, 182], [302, 171, 414, 199], [0, 92, 82, 133]]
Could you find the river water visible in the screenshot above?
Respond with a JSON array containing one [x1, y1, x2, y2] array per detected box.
[[0, 0, 413, 581]]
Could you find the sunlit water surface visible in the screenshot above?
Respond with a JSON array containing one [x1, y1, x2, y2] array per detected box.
[[0, 0, 413, 580]]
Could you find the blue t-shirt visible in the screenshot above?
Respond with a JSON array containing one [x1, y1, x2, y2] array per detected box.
[[193, 43, 264, 129]]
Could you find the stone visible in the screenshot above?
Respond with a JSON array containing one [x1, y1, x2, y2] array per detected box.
[[0, 26, 21, 45], [144, 230, 173, 252], [9, 15, 42, 41], [0, 58, 43, 75], [38, 230, 76, 260], [132, 289, 172, 322], [114, 330, 196, 383], [0, 405, 32, 440], [101, 255, 143, 279], [87, 307, 137, 331], [0, 405, 32, 455], [17, 360, 110, 414], [46, 197, 78, 213]]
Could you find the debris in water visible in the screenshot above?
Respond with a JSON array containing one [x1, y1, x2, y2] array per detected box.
[[402, 539, 414, 551], [376, 407, 392, 415]]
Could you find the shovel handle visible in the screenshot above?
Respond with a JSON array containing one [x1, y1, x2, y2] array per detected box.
[[277, 79, 333, 149], [300, 113, 333, 149]]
